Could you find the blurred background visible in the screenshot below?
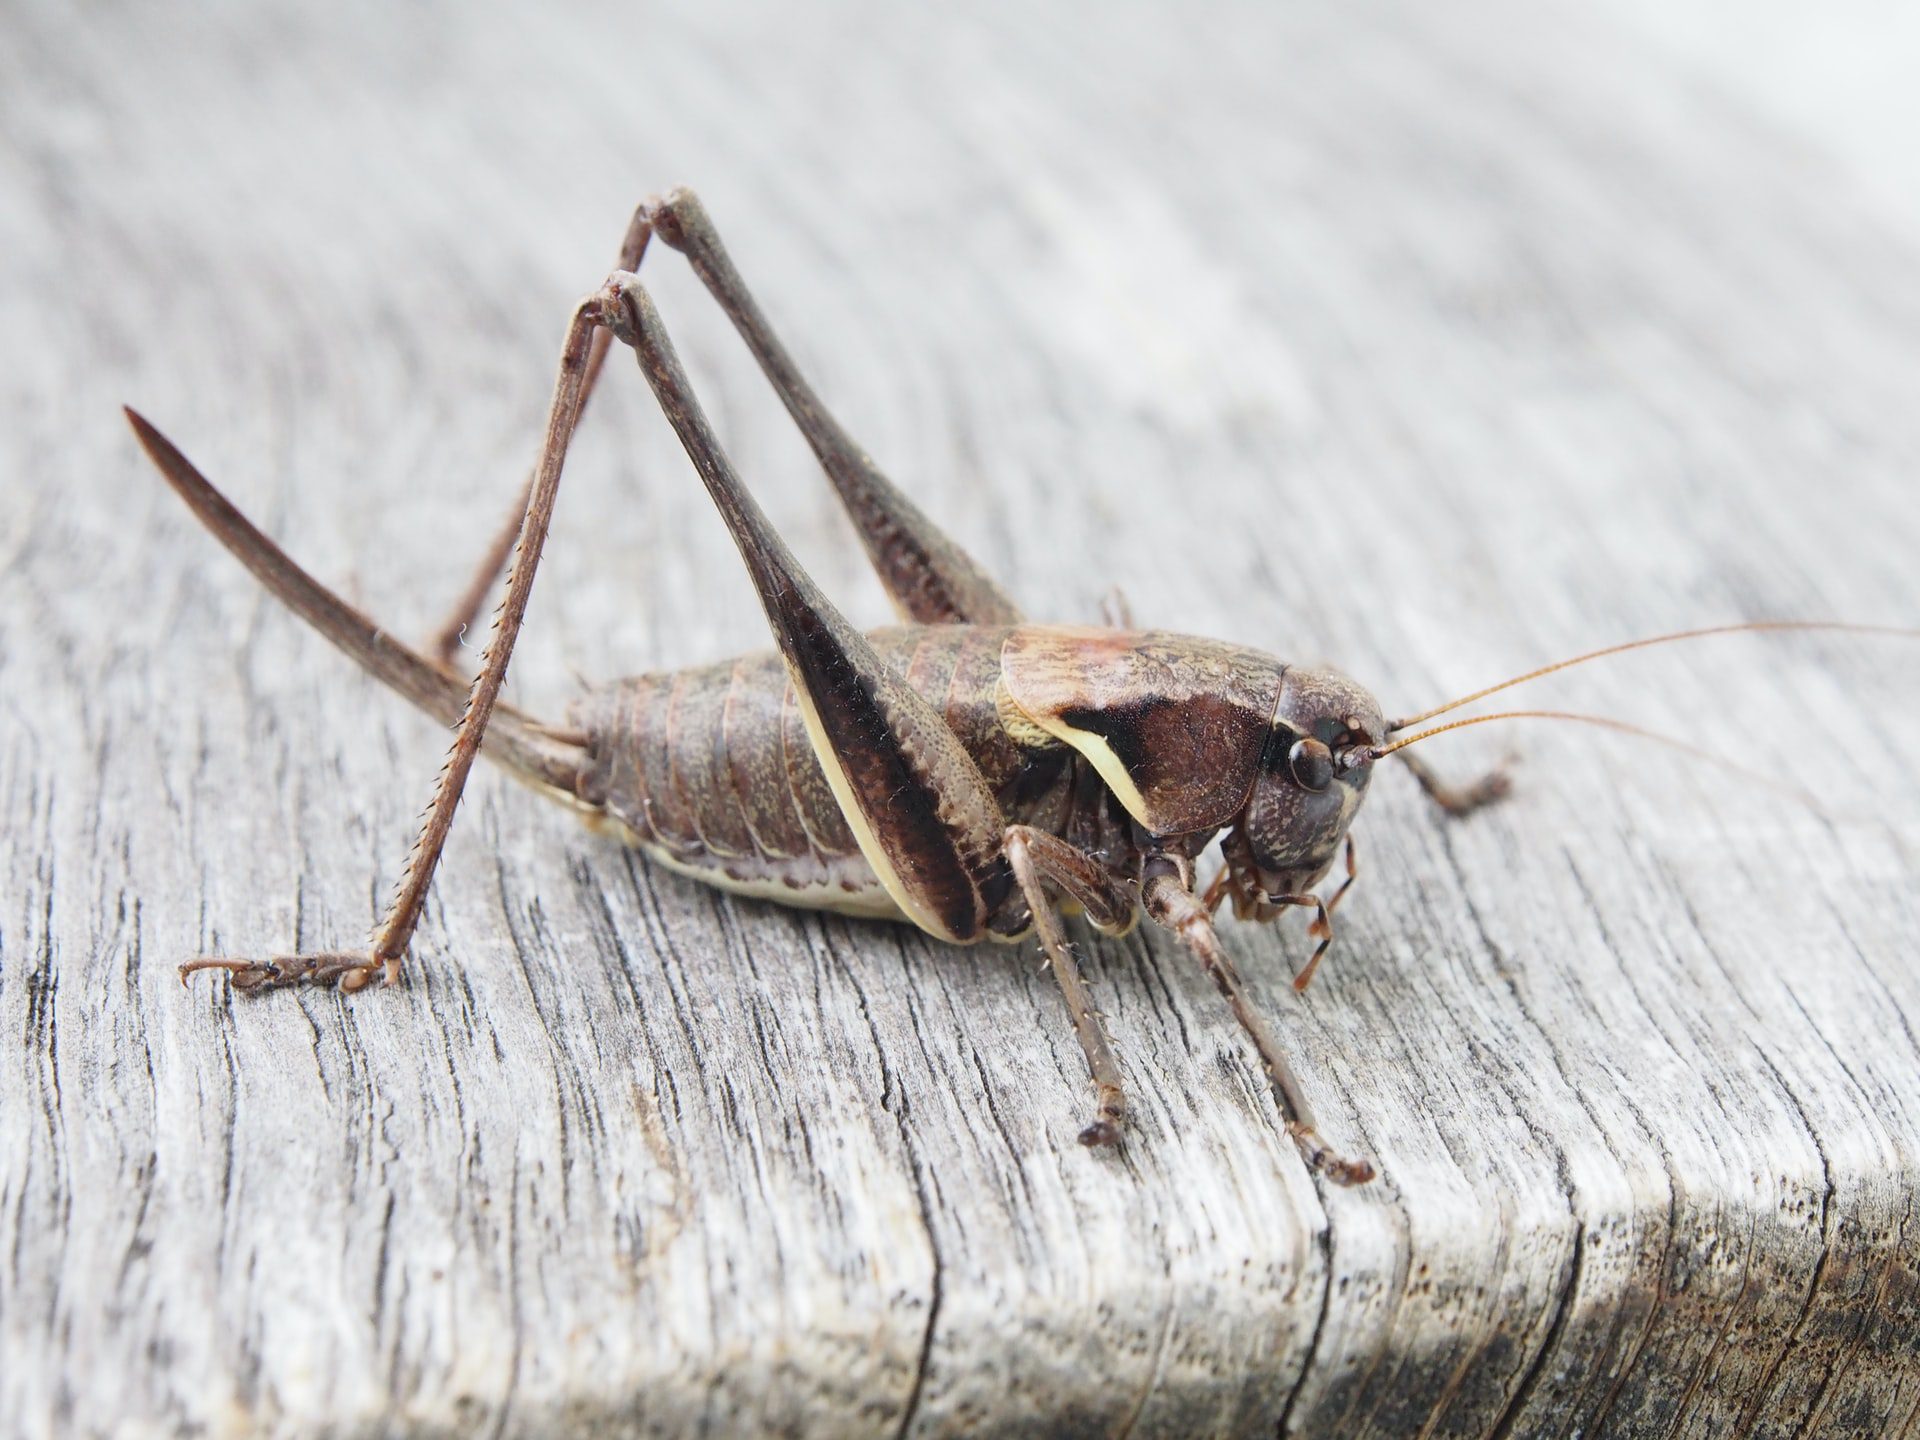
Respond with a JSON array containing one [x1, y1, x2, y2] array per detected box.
[[8, 0, 1918, 700]]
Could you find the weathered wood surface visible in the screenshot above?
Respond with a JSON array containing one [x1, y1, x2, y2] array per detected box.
[[5, 1, 1920, 1435]]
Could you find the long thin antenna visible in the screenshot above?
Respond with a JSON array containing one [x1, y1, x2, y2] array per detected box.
[[1368, 708, 1827, 810], [1388, 622, 1918, 733]]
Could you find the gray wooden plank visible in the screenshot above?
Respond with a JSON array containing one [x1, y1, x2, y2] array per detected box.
[[3, 0, 1918, 1435]]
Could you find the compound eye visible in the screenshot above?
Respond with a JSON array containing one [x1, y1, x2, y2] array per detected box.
[[1289, 737, 1334, 791]]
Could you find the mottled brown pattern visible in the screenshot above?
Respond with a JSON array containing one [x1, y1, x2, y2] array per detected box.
[[1237, 664, 1389, 900], [723, 655, 810, 860], [572, 627, 1136, 925], [666, 654, 752, 859], [937, 627, 1032, 792], [645, 678, 695, 849], [1001, 627, 1288, 834]]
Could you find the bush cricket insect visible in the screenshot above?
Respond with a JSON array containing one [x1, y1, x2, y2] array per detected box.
[[125, 189, 1915, 1185]]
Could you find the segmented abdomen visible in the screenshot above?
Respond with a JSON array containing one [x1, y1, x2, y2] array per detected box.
[[571, 625, 1065, 918]]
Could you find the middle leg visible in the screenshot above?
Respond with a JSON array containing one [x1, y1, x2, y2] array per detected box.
[[1005, 826, 1131, 1146]]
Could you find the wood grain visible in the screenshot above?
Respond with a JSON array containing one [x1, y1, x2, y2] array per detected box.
[[4, 1, 1919, 1434]]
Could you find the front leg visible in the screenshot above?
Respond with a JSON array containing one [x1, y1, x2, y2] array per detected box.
[[1398, 749, 1513, 819], [1270, 834, 1358, 992], [1143, 853, 1374, 1185]]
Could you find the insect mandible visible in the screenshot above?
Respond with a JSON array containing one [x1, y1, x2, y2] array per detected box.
[[125, 188, 1911, 1185]]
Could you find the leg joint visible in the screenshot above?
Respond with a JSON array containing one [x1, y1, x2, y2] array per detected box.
[[644, 186, 708, 252], [590, 275, 653, 348]]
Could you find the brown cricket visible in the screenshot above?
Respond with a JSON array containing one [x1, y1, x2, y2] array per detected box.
[[125, 189, 1910, 1185]]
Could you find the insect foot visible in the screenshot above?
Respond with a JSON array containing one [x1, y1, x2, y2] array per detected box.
[[178, 952, 386, 993], [1289, 1125, 1377, 1187], [1079, 1083, 1128, 1148]]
